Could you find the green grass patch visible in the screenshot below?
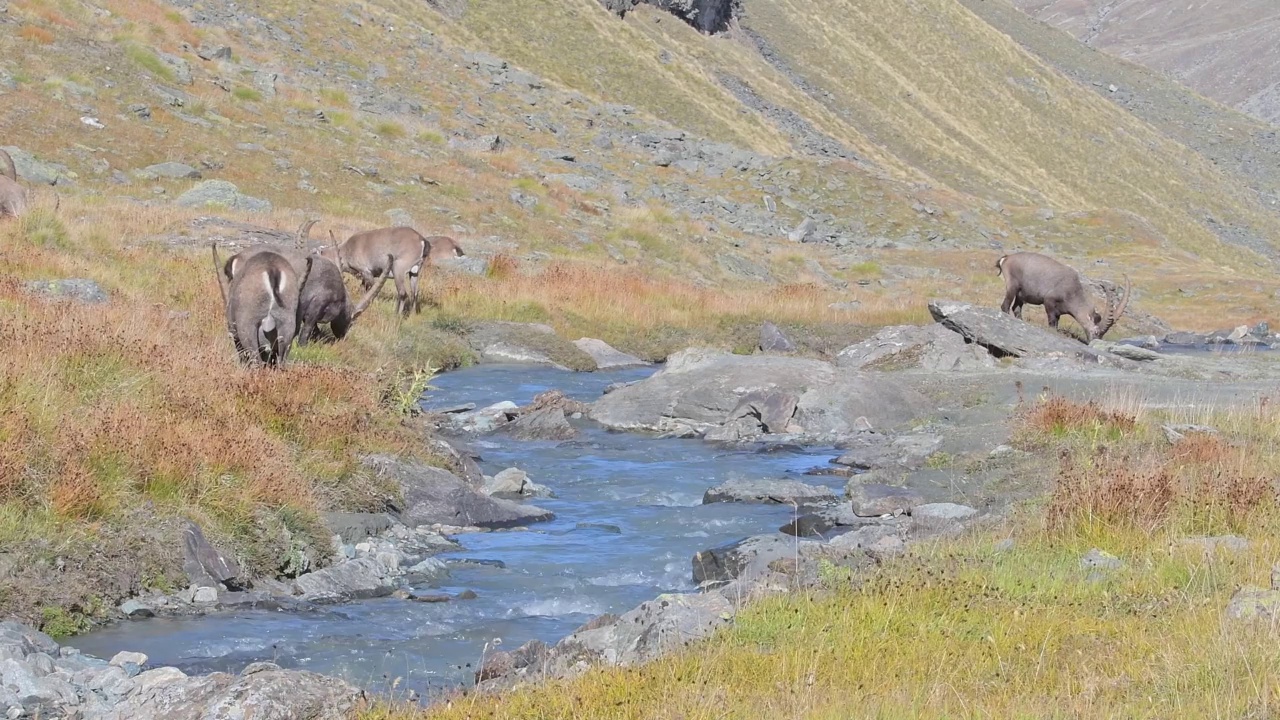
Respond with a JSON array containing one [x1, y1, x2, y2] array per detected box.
[[123, 43, 175, 83], [233, 86, 263, 102]]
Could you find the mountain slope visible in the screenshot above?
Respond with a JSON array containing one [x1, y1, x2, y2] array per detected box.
[[1014, 0, 1280, 125], [453, 0, 1280, 266]]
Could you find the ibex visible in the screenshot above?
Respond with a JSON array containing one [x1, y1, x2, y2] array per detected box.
[[424, 235, 466, 264], [222, 221, 390, 344], [212, 243, 312, 368], [318, 226, 428, 317], [0, 149, 28, 219], [996, 251, 1131, 342]]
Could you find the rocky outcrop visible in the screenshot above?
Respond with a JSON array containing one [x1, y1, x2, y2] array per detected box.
[[927, 300, 1106, 361], [832, 432, 943, 471], [836, 323, 996, 371], [601, 0, 742, 34], [589, 348, 928, 438], [702, 477, 837, 505], [365, 455, 554, 529], [467, 322, 596, 371], [0, 620, 363, 720]]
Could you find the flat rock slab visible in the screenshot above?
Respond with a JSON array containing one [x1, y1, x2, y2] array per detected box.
[[703, 478, 837, 506], [851, 484, 925, 517], [837, 323, 996, 371], [911, 502, 979, 530], [928, 299, 1104, 360], [574, 337, 650, 369], [591, 348, 928, 436], [834, 433, 943, 470], [175, 180, 272, 213]]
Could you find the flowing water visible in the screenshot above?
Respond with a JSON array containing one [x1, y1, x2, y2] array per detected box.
[[68, 364, 843, 700]]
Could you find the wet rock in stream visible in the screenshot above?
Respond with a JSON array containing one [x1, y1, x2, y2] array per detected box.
[[0, 620, 364, 720]]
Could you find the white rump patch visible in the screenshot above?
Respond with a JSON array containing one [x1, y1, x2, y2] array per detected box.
[[409, 263, 422, 276]]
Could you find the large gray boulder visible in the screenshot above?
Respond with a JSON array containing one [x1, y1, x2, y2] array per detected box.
[[476, 590, 735, 689], [590, 348, 927, 436], [703, 478, 837, 506], [290, 557, 395, 603], [175, 180, 272, 213], [927, 299, 1104, 360], [837, 323, 996, 371], [692, 533, 819, 588], [180, 521, 241, 590], [364, 455, 554, 529], [0, 146, 71, 185], [500, 406, 575, 441]]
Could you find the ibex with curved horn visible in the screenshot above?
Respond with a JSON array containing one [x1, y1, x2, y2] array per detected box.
[[318, 226, 429, 317], [996, 251, 1131, 342], [213, 242, 312, 368], [0, 149, 28, 219], [220, 220, 391, 345]]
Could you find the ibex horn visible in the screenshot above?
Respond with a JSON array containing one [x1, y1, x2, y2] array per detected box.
[[1097, 274, 1132, 340], [296, 219, 318, 250], [211, 242, 230, 310], [350, 254, 394, 320]]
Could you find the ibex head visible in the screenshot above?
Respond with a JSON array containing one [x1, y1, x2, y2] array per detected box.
[[317, 229, 344, 270]]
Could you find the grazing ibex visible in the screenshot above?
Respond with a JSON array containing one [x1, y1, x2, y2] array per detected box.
[[318, 226, 428, 317], [424, 235, 466, 264], [212, 243, 312, 368], [221, 221, 390, 344], [996, 251, 1131, 342], [0, 149, 28, 219]]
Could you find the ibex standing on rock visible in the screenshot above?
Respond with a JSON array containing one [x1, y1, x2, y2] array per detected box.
[[318, 226, 429, 317], [0, 149, 28, 219], [996, 251, 1131, 342], [213, 243, 312, 368]]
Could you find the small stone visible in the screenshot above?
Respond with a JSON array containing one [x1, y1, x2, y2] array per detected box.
[[456, 589, 478, 600], [109, 651, 148, 668], [119, 600, 154, 618], [1178, 535, 1248, 555], [241, 661, 281, 676], [911, 502, 979, 530], [1080, 548, 1123, 571], [994, 538, 1016, 553], [192, 586, 217, 604]]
